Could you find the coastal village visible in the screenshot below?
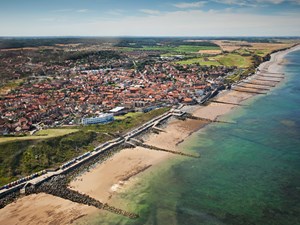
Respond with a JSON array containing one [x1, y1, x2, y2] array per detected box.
[[0, 35, 299, 224], [0, 47, 235, 134], [1, 0, 300, 222]]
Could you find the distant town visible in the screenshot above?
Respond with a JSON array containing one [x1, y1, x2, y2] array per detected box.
[[0, 37, 297, 135]]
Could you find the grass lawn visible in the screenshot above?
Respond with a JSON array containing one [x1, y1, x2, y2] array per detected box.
[[0, 128, 79, 144], [0, 79, 24, 95], [177, 57, 221, 66], [253, 49, 272, 57], [143, 45, 220, 53], [214, 53, 252, 68], [175, 45, 220, 52], [114, 111, 143, 120], [177, 53, 252, 68]]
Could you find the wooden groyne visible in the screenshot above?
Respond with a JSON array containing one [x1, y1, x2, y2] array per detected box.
[[210, 100, 246, 106], [232, 88, 267, 95], [185, 114, 236, 124], [120, 165, 152, 182], [128, 140, 200, 158], [152, 126, 167, 133], [243, 81, 276, 87], [141, 143, 200, 158], [260, 71, 284, 75], [255, 78, 281, 83], [257, 74, 284, 79], [236, 85, 271, 91]]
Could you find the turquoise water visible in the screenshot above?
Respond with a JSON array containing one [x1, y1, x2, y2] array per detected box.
[[81, 50, 300, 225]]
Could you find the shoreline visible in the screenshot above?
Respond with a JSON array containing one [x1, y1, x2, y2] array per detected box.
[[0, 45, 299, 225]]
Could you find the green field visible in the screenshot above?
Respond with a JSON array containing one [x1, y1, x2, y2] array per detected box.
[[177, 57, 221, 66], [253, 49, 271, 57], [0, 79, 24, 95], [178, 53, 253, 68], [121, 45, 220, 53], [215, 54, 252, 68], [0, 128, 79, 144], [114, 111, 143, 120]]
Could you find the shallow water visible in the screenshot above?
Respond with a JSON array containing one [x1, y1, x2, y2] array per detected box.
[[80, 50, 300, 225]]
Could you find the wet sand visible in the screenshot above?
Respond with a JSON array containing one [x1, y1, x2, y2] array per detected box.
[[0, 45, 299, 225], [0, 193, 91, 225]]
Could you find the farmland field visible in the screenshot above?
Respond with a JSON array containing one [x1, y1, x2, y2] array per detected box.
[[178, 53, 252, 68], [177, 57, 221, 66], [215, 53, 252, 68]]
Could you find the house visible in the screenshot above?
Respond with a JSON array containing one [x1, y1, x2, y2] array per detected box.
[[109, 107, 128, 116]]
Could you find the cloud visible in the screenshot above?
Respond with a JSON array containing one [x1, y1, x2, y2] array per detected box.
[[2, 8, 300, 36], [52, 8, 88, 13], [173, 1, 206, 9], [257, 0, 285, 3], [76, 9, 88, 13], [140, 9, 161, 15], [106, 10, 124, 16], [52, 9, 73, 13], [213, 0, 300, 6], [50, 9, 299, 36], [212, 0, 256, 6]]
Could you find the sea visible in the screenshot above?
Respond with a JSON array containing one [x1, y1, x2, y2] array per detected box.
[[79, 49, 300, 225]]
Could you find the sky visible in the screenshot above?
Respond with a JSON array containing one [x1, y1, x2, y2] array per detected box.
[[0, 0, 300, 36]]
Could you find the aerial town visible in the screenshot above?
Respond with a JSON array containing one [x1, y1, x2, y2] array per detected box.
[[0, 39, 237, 135], [0, 0, 299, 223]]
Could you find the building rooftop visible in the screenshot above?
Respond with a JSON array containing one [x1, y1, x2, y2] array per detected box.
[[109, 106, 125, 113]]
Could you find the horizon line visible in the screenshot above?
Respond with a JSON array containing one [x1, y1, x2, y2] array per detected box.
[[1, 35, 300, 39]]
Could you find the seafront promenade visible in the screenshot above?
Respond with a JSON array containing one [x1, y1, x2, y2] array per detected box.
[[0, 109, 176, 199]]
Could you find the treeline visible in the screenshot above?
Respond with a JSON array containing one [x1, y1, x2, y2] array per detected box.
[[0, 37, 296, 49], [66, 50, 121, 61], [0, 37, 118, 49], [114, 38, 219, 48], [0, 38, 79, 49]]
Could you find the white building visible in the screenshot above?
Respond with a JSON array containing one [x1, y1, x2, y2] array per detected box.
[[109, 106, 127, 116], [82, 113, 114, 125]]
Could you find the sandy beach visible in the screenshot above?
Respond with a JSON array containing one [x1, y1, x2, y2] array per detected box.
[[0, 45, 299, 225], [69, 118, 206, 202]]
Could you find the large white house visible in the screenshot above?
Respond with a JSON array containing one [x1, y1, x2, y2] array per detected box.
[[82, 113, 114, 125]]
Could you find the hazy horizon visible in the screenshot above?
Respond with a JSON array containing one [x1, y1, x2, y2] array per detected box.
[[1, 35, 300, 38]]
